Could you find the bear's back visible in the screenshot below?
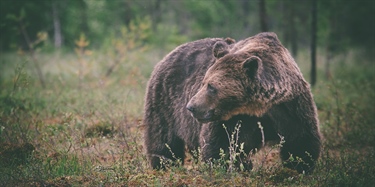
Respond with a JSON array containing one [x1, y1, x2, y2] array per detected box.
[[150, 38, 224, 84]]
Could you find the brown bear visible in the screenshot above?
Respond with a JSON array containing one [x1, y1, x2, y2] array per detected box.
[[143, 32, 321, 174]]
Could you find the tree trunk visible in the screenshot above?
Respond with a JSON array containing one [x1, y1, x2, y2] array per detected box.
[[78, 0, 89, 34], [123, 0, 133, 25], [151, 0, 162, 31], [281, 0, 290, 47], [242, 0, 250, 29], [290, 3, 298, 56], [52, 0, 62, 48], [259, 0, 268, 32], [325, 49, 332, 80], [18, 21, 46, 88], [310, 0, 318, 86]]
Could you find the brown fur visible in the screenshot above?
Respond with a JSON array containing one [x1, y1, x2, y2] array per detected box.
[[144, 32, 321, 174]]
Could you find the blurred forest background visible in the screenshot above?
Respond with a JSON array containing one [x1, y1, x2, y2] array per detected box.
[[1, 0, 374, 55], [0, 0, 375, 186], [1, 0, 374, 86]]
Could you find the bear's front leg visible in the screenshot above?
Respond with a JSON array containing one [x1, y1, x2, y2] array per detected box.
[[280, 132, 321, 174], [146, 137, 186, 169], [144, 121, 186, 169], [199, 122, 253, 171]]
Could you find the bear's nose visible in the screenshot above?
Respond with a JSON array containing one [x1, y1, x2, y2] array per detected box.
[[186, 105, 195, 113]]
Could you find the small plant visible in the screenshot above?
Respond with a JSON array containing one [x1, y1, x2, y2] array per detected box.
[[84, 122, 114, 138], [74, 33, 92, 89], [7, 8, 46, 88], [222, 121, 248, 173], [104, 16, 151, 78], [1, 62, 34, 144], [255, 132, 285, 175], [258, 121, 265, 147], [160, 143, 183, 169], [11, 61, 30, 94]]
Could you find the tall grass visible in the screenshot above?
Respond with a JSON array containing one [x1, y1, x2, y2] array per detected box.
[[0, 42, 374, 185]]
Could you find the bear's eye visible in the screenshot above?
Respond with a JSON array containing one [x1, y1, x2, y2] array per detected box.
[[207, 83, 217, 94]]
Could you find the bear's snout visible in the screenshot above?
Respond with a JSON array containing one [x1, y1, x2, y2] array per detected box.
[[186, 104, 195, 113], [186, 102, 216, 123], [186, 102, 200, 117]]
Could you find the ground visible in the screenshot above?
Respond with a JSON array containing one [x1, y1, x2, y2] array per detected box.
[[0, 47, 374, 186]]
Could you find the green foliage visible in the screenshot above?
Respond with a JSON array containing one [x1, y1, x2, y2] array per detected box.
[[0, 62, 45, 144], [102, 16, 151, 56], [222, 121, 249, 173], [84, 122, 114, 138], [1, 0, 373, 57], [318, 0, 375, 53], [315, 149, 375, 187], [314, 60, 375, 147], [0, 27, 374, 186]]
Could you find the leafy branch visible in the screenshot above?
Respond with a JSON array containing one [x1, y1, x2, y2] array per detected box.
[[7, 8, 46, 88]]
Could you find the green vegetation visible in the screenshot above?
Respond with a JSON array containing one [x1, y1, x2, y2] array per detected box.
[[1, 40, 374, 186], [1, 0, 374, 186]]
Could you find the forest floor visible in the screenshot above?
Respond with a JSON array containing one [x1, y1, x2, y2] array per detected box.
[[0, 48, 374, 186]]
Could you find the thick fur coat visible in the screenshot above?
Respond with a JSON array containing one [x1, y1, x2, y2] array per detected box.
[[143, 32, 321, 173]]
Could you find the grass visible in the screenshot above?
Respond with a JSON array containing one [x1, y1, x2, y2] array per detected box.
[[0, 45, 374, 186]]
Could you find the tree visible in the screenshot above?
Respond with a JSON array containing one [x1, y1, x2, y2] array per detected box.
[[242, 0, 250, 29], [259, 0, 268, 32], [78, 0, 89, 35], [151, 0, 162, 31], [52, 0, 62, 48], [311, 0, 317, 86], [289, 2, 297, 56]]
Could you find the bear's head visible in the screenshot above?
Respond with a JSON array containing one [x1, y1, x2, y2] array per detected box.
[[187, 32, 306, 123]]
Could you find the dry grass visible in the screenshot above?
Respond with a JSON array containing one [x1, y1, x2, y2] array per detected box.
[[0, 46, 374, 186]]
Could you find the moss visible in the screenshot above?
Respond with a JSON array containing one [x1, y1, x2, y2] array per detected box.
[[0, 142, 35, 166], [84, 122, 114, 137]]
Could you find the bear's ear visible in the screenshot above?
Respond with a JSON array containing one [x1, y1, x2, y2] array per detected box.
[[224, 37, 236, 45], [242, 56, 262, 78], [213, 41, 229, 59]]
